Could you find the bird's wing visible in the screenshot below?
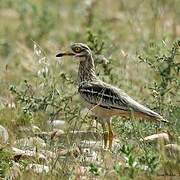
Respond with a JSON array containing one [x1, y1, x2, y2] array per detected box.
[[78, 81, 165, 120], [78, 81, 133, 111]]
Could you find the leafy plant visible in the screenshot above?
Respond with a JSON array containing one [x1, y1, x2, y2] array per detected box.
[[0, 150, 13, 178], [139, 40, 180, 114], [86, 30, 105, 55], [89, 163, 100, 176]]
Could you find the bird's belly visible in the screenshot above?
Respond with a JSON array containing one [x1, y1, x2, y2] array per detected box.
[[86, 103, 128, 119]]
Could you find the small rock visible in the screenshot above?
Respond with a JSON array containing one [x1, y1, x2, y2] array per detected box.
[[141, 133, 170, 144], [14, 137, 46, 150], [26, 164, 49, 174], [12, 147, 47, 162], [0, 125, 9, 145], [47, 120, 66, 129]]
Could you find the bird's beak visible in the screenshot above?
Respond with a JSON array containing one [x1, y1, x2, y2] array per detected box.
[[56, 51, 75, 57]]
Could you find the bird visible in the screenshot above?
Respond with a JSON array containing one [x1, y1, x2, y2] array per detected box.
[[56, 43, 168, 149]]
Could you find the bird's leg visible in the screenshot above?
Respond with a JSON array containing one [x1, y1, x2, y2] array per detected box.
[[101, 123, 108, 149], [107, 120, 114, 150]]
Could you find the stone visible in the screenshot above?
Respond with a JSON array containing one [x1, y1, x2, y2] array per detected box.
[[47, 120, 66, 129], [26, 164, 49, 174], [14, 137, 46, 150], [141, 133, 170, 144], [0, 125, 9, 145], [12, 147, 47, 162]]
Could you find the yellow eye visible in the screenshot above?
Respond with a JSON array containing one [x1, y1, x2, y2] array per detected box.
[[74, 47, 81, 53]]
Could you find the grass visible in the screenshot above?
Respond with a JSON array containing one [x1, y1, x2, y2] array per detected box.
[[0, 0, 180, 179]]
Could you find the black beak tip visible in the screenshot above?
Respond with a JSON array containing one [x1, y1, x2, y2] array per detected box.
[[56, 53, 62, 57]]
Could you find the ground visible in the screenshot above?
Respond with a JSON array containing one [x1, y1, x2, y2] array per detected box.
[[0, 0, 179, 179]]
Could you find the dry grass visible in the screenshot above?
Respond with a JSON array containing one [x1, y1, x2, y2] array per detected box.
[[0, 0, 179, 179]]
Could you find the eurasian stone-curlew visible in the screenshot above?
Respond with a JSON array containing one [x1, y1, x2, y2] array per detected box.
[[56, 43, 168, 149]]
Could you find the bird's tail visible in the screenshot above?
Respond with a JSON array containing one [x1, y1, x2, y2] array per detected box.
[[141, 110, 169, 123], [154, 114, 169, 123]]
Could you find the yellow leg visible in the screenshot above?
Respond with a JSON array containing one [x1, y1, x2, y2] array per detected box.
[[107, 122, 114, 150], [102, 123, 108, 149]]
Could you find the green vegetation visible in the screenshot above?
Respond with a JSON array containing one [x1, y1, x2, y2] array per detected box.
[[0, 0, 179, 179]]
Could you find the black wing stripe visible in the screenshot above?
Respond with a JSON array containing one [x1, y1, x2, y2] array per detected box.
[[79, 88, 123, 101], [78, 85, 128, 110]]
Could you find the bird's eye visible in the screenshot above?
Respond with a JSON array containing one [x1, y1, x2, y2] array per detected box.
[[74, 47, 81, 53]]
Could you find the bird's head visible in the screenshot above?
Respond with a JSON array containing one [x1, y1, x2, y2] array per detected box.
[[56, 43, 92, 61]]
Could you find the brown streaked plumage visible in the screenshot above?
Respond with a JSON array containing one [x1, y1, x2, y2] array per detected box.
[[56, 43, 168, 149]]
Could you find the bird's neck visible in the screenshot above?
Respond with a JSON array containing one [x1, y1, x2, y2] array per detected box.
[[77, 55, 97, 85]]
